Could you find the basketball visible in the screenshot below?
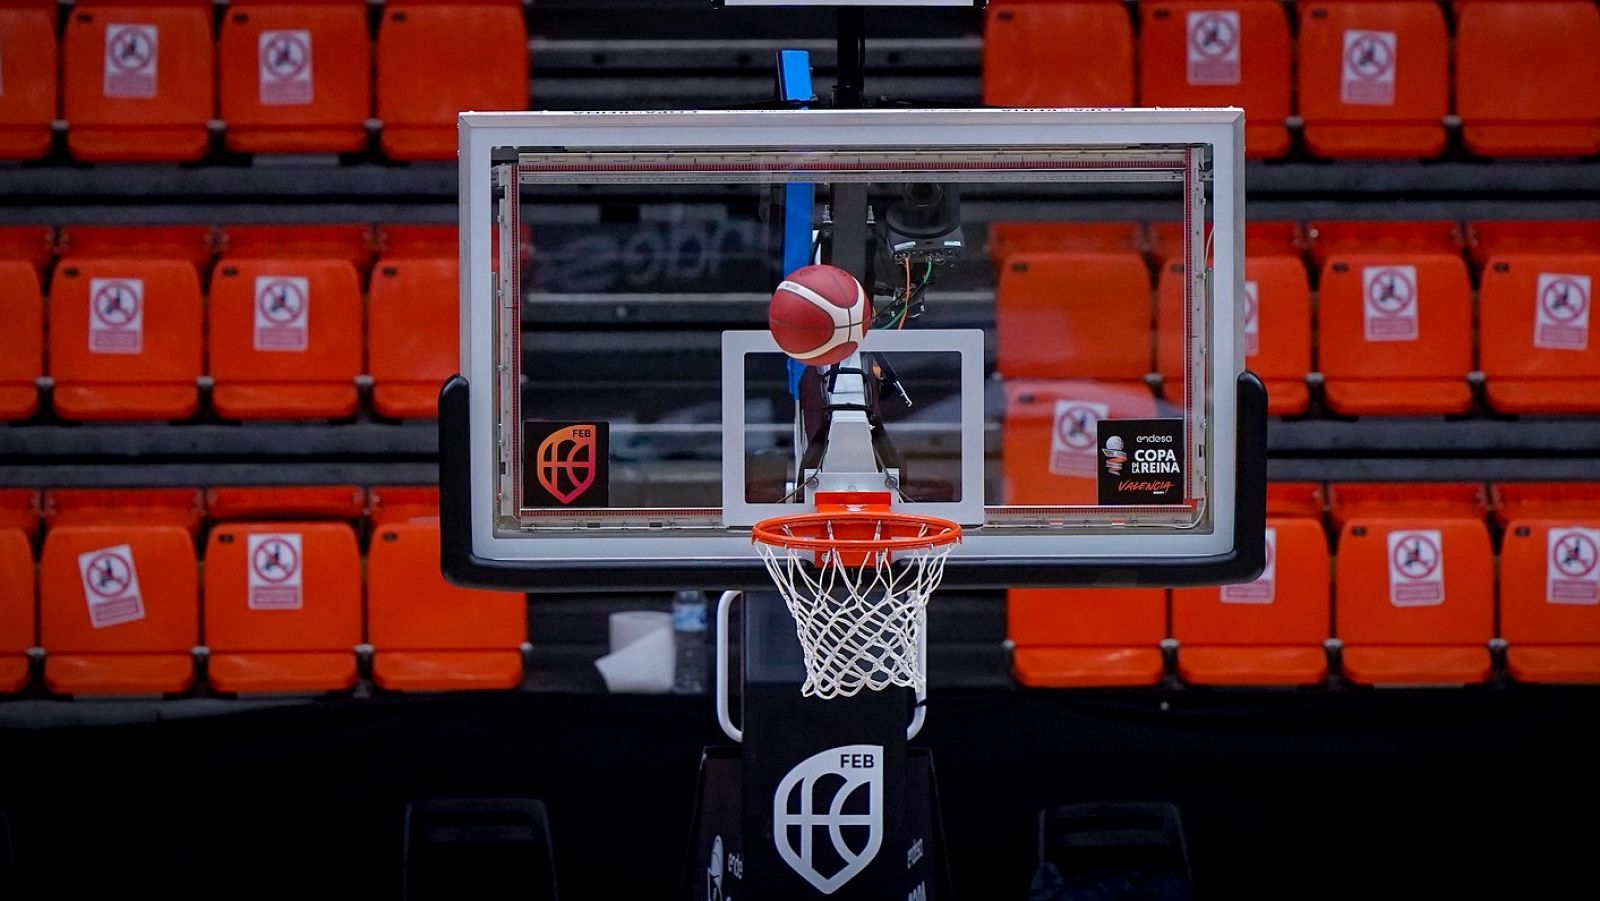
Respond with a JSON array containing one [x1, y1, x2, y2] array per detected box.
[[768, 264, 871, 366]]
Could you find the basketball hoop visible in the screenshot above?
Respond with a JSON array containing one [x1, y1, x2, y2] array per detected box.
[[752, 498, 961, 700]]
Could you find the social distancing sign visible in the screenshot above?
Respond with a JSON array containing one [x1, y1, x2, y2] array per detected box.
[[254, 275, 309, 351], [259, 30, 312, 106], [1242, 279, 1260, 357], [1388, 529, 1444, 607], [1547, 527, 1600, 605], [104, 23, 157, 99], [1363, 265, 1419, 342], [248, 533, 303, 610], [1222, 526, 1276, 603], [1187, 10, 1241, 86], [77, 544, 146, 628], [1049, 399, 1107, 477], [1534, 272, 1590, 351], [88, 277, 144, 354], [1341, 30, 1396, 106]]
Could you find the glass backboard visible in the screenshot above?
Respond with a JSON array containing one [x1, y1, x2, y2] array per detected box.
[[442, 108, 1265, 590]]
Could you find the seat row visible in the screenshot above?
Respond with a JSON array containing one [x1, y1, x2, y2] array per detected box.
[[0, 225, 459, 422], [986, 1, 1600, 159], [0, 0, 526, 161], [994, 221, 1600, 417], [0, 486, 525, 697], [1011, 482, 1600, 688]]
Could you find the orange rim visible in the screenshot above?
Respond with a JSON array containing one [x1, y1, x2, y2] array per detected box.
[[751, 510, 961, 554]]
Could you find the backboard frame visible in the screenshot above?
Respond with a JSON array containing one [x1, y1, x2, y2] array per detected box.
[[443, 108, 1266, 591]]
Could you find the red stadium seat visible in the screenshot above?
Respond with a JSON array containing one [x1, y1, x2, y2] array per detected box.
[[1466, 221, 1600, 269], [1479, 254, 1600, 414], [378, 224, 458, 259], [57, 225, 215, 274], [39, 489, 201, 695], [370, 255, 459, 419], [1501, 517, 1600, 683], [1334, 517, 1495, 686], [1138, 1, 1292, 159], [987, 222, 1145, 267], [1491, 483, 1600, 529], [0, 261, 43, 420], [218, 0, 371, 154], [1305, 220, 1463, 270], [48, 256, 204, 421], [0, 1, 58, 160], [1147, 220, 1303, 268], [0, 490, 42, 535], [368, 490, 524, 691], [207, 257, 363, 419], [0, 526, 35, 693], [376, 0, 528, 160], [1296, 2, 1449, 159], [1329, 482, 1488, 532], [1456, 1, 1600, 158], [203, 520, 362, 694], [1157, 254, 1311, 415], [1268, 482, 1326, 520], [221, 224, 376, 275], [1317, 253, 1474, 416], [1172, 517, 1330, 685], [981, 1, 1135, 108], [1001, 380, 1160, 507], [205, 485, 366, 522], [61, 0, 214, 162], [0, 225, 56, 273], [996, 252, 1154, 381], [1009, 587, 1167, 688]]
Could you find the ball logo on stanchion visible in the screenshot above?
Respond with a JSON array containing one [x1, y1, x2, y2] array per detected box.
[[768, 264, 871, 366]]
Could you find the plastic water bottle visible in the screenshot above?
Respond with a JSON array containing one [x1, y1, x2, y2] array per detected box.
[[672, 589, 709, 694]]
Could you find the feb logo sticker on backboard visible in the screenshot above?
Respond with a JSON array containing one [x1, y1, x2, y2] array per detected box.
[[1547, 526, 1600, 605], [524, 421, 610, 507], [1096, 419, 1185, 505]]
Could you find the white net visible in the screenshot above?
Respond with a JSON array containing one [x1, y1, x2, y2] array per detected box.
[[754, 541, 954, 699]]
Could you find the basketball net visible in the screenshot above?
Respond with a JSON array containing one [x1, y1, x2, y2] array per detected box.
[[752, 503, 960, 699]]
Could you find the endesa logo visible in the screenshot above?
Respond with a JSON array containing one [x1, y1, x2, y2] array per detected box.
[[524, 421, 610, 508]]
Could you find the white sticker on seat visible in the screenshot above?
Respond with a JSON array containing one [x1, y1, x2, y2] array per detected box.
[[1049, 400, 1108, 477], [104, 24, 158, 99], [248, 533, 303, 610], [1534, 273, 1590, 351], [1341, 30, 1396, 106], [1547, 526, 1600, 605], [88, 277, 144, 354], [1363, 265, 1419, 342], [254, 276, 310, 351], [1221, 525, 1276, 603], [1388, 528, 1444, 606], [1187, 11, 1241, 86], [77, 544, 146, 628], [259, 30, 313, 106]]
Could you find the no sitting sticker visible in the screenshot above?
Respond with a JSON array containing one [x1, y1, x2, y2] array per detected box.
[[1096, 419, 1185, 505]]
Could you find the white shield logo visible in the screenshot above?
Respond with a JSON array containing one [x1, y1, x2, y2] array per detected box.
[[773, 744, 884, 894]]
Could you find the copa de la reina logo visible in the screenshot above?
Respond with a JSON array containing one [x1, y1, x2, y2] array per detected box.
[[524, 421, 609, 508]]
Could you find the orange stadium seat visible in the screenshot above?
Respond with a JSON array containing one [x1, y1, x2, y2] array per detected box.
[[1329, 482, 1488, 532], [48, 256, 204, 421], [0, 490, 42, 536], [1457, 1, 1600, 157], [1172, 517, 1331, 686], [0, 260, 43, 420], [1305, 220, 1463, 270], [1009, 587, 1167, 688], [1147, 220, 1303, 268], [1268, 482, 1327, 520], [61, 0, 215, 162], [981, 1, 1135, 108], [368, 488, 525, 691], [1317, 253, 1474, 416], [1334, 517, 1495, 686], [208, 256, 363, 419], [1491, 483, 1600, 528], [203, 488, 364, 694], [987, 222, 1145, 267], [39, 489, 202, 695], [57, 225, 215, 273], [1296, 2, 1448, 159], [370, 255, 459, 419], [0, 1, 58, 160], [1157, 254, 1311, 415], [996, 252, 1154, 381], [0, 226, 56, 273], [1500, 517, 1600, 683], [1001, 380, 1161, 508], [0, 523, 35, 693], [376, 0, 528, 160], [1466, 220, 1600, 269], [222, 224, 376, 274], [1138, 1, 1292, 159], [218, 0, 372, 154], [378, 224, 458, 259], [1479, 254, 1600, 414]]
